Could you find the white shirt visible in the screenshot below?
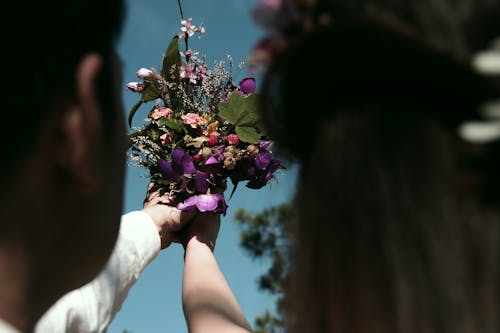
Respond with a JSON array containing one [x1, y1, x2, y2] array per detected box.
[[34, 211, 161, 333], [0, 320, 20, 333]]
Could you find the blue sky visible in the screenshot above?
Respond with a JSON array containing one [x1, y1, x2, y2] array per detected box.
[[108, 1, 298, 332]]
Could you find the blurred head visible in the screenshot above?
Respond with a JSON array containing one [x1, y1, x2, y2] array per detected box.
[[259, 1, 500, 332], [0, 0, 126, 319]]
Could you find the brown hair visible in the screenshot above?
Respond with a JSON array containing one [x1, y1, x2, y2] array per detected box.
[[260, 2, 500, 332]]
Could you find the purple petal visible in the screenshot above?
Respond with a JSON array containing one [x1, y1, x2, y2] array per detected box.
[[194, 170, 210, 193], [158, 159, 181, 183], [259, 139, 271, 149], [213, 194, 228, 215], [255, 151, 272, 170], [195, 194, 220, 212], [177, 195, 199, 212], [269, 158, 281, 173], [238, 77, 256, 95], [171, 148, 195, 175], [206, 156, 219, 165]]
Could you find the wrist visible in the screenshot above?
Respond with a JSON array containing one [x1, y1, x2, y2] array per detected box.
[[183, 233, 216, 252]]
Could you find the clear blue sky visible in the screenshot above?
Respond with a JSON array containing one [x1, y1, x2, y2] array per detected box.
[[108, 1, 298, 332]]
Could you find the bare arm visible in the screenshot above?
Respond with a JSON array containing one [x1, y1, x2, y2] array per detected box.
[[182, 213, 251, 333]]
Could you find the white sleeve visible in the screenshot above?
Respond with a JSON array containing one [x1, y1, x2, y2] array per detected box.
[[34, 211, 161, 333]]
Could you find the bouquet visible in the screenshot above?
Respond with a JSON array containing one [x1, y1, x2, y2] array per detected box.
[[126, 7, 283, 215]]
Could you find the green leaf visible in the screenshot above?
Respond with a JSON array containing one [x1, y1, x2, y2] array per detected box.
[[161, 35, 181, 81], [157, 118, 184, 133], [219, 92, 261, 143], [236, 126, 261, 144], [141, 77, 161, 102], [128, 100, 143, 128], [219, 92, 259, 126]]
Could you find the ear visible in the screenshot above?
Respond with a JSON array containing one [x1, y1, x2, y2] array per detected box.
[[56, 53, 104, 194]]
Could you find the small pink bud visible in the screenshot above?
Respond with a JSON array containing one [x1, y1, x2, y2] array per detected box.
[[126, 82, 144, 93], [136, 68, 154, 79], [227, 134, 240, 145], [193, 152, 204, 163], [208, 134, 219, 147]]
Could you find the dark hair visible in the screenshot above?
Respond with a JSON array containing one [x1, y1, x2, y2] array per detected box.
[[315, 0, 500, 62], [0, 0, 125, 174], [260, 2, 500, 332]]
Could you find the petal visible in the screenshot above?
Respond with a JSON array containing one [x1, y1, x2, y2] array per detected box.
[[238, 77, 256, 95], [194, 170, 210, 193], [205, 156, 219, 165], [181, 153, 196, 175], [195, 194, 220, 212], [177, 195, 199, 211], [255, 151, 272, 170], [171, 148, 195, 175], [213, 194, 228, 215], [158, 159, 180, 183]]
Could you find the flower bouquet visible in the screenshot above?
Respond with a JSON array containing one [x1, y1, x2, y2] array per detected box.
[[127, 8, 282, 216]]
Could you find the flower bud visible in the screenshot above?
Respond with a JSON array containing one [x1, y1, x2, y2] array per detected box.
[[184, 135, 193, 143], [160, 133, 174, 145], [193, 152, 204, 163], [226, 145, 236, 153], [238, 78, 256, 96], [201, 147, 212, 158], [227, 134, 240, 145], [208, 134, 219, 147], [223, 151, 234, 159], [136, 67, 154, 79], [224, 157, 236, 170], [126, 82, 144, 93], [247, 144, 259, 158]]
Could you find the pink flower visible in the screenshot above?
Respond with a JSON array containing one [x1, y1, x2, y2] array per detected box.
[[182, 113, 205, 128], [136, 68, 154, 79], [126, 82, 144, 93], [227, 134, 240, 145], [208, 134, 219, 147], [149, 107, 173, 120], [179, 18, 205, 39]]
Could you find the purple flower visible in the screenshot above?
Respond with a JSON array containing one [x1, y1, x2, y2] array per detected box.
[[238, 77, 256, 96], [158, 149, 196, 183], [247, 158, 281, 189], [177, 194, 227, 215], [255, 150, 272, 170], [194, 170, 210, 193]]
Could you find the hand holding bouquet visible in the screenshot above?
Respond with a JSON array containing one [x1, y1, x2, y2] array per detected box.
[[127, 12, 282, 215]]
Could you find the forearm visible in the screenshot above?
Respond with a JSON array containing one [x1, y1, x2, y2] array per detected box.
[[182, 237, 251, 333]]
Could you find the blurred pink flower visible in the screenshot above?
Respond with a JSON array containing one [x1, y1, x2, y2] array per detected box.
[[252, 0, 283, 30]]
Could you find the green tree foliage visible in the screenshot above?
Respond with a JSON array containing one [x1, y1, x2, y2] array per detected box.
[[234, 204, 293, 333]]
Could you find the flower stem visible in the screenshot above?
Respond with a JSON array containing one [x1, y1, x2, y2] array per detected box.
[[177, 0, 189, 52], [177, 0, 184, 20]]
